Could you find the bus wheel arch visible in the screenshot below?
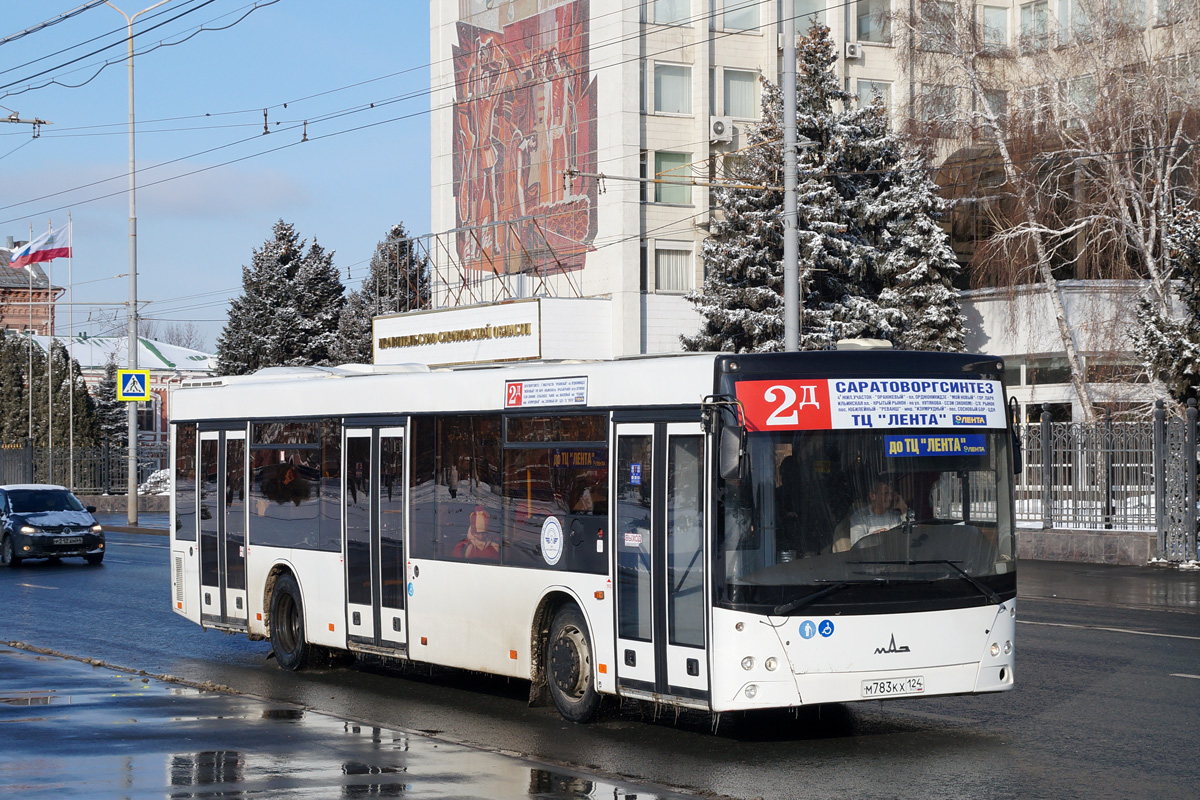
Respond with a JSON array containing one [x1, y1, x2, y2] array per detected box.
[[541, 598, 601, 723]]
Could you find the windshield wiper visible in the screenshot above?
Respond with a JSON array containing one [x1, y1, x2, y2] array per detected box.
[[772, 582, 850, 615], [848, 559, 1001, 604]]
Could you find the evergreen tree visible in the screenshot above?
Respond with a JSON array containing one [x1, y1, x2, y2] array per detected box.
[[216, 220, 346, 375], [683, 24, 964, 353], [0, 332, 30, 442], [1136, 205, 1200, 404], [94, 359, 127, 448], [0, 333, 100, 447], [334, 222, 431, 364]]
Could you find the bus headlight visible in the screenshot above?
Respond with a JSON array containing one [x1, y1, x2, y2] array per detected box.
[[765, 657, 778, 671], [1003, 641, 1012, 655], [990, 643, 1000, 657], [744, 684, 758, 698], [741, 656, 755, 671]]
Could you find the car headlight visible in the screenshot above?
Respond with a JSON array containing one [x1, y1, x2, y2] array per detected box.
[[19, 525, 37, 534], [91, 524, 103, 533]]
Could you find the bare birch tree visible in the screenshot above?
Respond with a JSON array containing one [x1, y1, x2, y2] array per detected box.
[[893, 0, 1200, 422]]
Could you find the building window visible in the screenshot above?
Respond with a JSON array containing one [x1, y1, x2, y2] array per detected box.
[[723, 0, 760, 31], [857, 0, 891, 43], [920, 1, 955, 51], [1056, 0, 1096, 43], [857, 79, 891, 111], [137, 399, 157, 434], [781, 0, 827, 30], [653, 0, 691, 25], [723, 69, 758, 118], [654, 151, 693, 204], [1064, 74, 1097, 118], [654, 63, 692, 114], [982, 88, 1008, 129], [980, 5, 1009, 48], [921, 84, 957, 130], [1019, 1, 1050, 53], [654, 245, 693, 292]]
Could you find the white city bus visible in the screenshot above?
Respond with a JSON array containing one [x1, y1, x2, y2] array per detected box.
[[169, 348, 1017, 722]]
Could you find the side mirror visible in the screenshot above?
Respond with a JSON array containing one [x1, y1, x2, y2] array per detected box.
[[719, 426, 744, 481], [86, 506, 97, 514]]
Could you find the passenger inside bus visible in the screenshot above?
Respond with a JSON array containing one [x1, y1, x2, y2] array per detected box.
[[453, 504, 499, 560]]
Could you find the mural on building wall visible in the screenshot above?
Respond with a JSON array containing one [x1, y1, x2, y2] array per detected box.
[[452, 0, 598, 275]]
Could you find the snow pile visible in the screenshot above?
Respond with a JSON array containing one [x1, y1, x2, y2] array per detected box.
[[138, 469, 171, 496]]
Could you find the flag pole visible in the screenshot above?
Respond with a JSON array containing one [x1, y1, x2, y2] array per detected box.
[[28, 223, 33, 446], [68, 212, 74, 491], [47, 219, 53, 484]]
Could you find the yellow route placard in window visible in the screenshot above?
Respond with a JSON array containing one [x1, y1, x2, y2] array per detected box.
[[117, 369, 151, 401]]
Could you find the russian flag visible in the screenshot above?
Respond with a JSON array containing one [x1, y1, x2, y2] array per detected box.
[[10, 224, 71, 269]]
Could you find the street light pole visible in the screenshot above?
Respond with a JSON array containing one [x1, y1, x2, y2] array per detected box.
[[782, 7, 798, 352], [107, 1, 169, 525]]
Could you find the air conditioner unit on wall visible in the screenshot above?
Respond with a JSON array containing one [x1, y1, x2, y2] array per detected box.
[[710, 116, 733, 143], [845, 42, 864, 59]]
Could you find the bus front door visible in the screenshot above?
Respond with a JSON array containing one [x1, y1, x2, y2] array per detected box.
[[198, 428, 247, 629], [344, 426, 407, 653], [613, 422, 709, 707]]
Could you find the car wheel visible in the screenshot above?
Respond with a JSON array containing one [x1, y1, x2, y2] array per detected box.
[[546, 604, 600, 723], [270, 573, 312, 670], [1, 536, 22, 568], [85, 552, 104, 565]]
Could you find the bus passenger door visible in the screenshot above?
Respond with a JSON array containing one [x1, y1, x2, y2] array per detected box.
[[344, 426, 407, 652], [613, 422, 709, 706], [198, 428, 247, 629]]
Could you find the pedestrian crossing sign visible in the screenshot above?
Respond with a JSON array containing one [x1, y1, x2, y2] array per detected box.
[[117, 369, 151, 401]]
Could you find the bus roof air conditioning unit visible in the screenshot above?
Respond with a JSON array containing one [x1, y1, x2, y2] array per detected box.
[[845, 42, 864, 59], [710, 116, 733, 143]]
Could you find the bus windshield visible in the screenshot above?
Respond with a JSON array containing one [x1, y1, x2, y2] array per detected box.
[[715, 428, 1017, 614]]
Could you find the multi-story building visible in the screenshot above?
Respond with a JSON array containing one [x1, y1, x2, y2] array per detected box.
[[419, 1, 1194, 420], [1, 239, 60, 335]]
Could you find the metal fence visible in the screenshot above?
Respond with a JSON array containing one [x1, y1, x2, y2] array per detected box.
[[1015, 400, 1199, 563], [0, 442, 168, 495]]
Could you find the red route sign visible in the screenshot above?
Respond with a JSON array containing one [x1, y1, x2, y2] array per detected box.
[[735, 379, 832, 432]]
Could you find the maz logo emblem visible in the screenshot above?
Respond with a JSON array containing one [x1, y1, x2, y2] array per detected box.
[[875, 634, 911, 654]]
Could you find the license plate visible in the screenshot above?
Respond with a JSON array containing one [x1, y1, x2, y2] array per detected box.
[[861, 676, 925, 698], [59, 537, 83, 545]]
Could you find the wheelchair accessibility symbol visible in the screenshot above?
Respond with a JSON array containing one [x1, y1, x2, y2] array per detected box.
[[819, 620, 835, 638], [799, 620, 817, 639]]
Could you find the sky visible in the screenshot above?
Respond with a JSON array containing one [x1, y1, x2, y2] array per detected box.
[[1, 0, 432, 351]]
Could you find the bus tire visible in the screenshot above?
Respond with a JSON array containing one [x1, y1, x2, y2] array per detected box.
[[269, 573, 312, 671], [546, 604, 600, 723]]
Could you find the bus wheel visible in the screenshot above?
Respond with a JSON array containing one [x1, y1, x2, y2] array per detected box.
[[547, 604, 600, 723], [270, 573, 311, 670]]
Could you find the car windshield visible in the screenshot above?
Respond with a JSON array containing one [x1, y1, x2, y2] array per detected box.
[[714, 428, 1016, 614], [8, 489, 86, 514]]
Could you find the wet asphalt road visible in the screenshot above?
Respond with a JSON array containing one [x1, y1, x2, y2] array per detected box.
[[1, 531, 1198, 800]]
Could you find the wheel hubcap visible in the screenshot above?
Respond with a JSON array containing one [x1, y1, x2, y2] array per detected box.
[[550, 626, 586, 697]]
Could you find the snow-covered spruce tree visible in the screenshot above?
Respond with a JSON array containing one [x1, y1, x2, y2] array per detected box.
[[0, 331, 30, 442], [94, 358, 127, 448], [683, 23, 963, 353], [334, 223, 431, 364], [1136, 205, 1200, 405], [216, 220, 345, 375]]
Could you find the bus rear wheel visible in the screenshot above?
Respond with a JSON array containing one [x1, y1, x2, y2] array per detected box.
[[547, 604, 600, 723], [270, 573, 311, 670]]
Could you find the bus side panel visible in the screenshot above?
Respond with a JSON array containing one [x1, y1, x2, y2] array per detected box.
[[406, 558, 610, 683], [247, 548, 347, 650]]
